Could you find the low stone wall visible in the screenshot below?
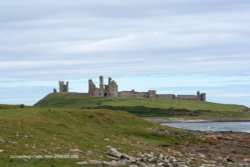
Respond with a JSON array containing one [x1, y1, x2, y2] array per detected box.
[[119, 91, 148, 98], [177, 95, 198, 100], [157, 94, 175, 99], [119, 91, 134, 97], [119, 92, 203, 101]]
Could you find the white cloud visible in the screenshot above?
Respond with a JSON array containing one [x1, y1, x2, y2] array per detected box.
[[0, 0, 250, 106]]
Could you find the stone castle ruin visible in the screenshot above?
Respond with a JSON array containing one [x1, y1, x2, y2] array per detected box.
[[89, 76, 118, 97], [55, 76, 206, 101], [88, 76, 206, 101], [59, 81, 69, 93]]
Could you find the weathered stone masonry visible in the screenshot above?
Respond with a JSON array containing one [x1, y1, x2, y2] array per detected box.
[[55, 76, 206, 101], [89, 76, 119, 97], [88, 76, 206, 101], [59, 81, 69, 93]]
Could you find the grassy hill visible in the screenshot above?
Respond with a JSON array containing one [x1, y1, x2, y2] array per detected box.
[[1, 95, 250, 166], [34, 93, 250, 120], [0, 105, 192, 167]]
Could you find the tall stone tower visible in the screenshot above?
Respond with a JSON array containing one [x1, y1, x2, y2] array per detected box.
[[106, 77, 118, 97], [196, 91, 206, 102], [88, 76, 118, 97], [201, 93, 206, 102], [148, 90, 156, 98], [59, 81, 69, 93], [88, 80, 95, 96], [99, 76, 104, 96]]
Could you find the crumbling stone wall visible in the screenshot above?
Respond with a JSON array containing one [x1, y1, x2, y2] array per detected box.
[[157, 94, 176, 99], [88, 80, 100, 96], [118, 91, 136, 97], [106, 79, 119, 97], [119, 91, 148, 98], [148, 90, 156, 98], [88, 76, 118, 97], [118, 90, 156, 98], [176, 95, 198, 100], [87, 76, 207, 102]]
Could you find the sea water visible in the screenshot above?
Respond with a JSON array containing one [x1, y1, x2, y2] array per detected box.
[[162, 122, 250, 133]]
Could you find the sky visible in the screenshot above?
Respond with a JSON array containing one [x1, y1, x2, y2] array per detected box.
[[0, 0, 250, 107]]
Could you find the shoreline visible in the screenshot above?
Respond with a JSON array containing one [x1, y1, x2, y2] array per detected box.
[[144, 117, 250, 123]]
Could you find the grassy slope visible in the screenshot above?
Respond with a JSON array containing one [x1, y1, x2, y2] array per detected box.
[[34, 93, 250, 119], [0, 105, 191, 167]]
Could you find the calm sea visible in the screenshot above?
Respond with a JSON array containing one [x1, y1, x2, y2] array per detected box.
[[162, 122, 250, 133]]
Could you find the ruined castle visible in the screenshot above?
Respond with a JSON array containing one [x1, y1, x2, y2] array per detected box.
[[88, 76, 118, 97], [57, 76, 206, 101], [87, 76, 206, 101], [59, 81, 69, 93]]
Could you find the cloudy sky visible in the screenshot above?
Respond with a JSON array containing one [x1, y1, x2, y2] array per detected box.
[[0, 0, 250, 107]]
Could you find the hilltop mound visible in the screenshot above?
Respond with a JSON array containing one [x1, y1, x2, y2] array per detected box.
[[34, 93, 250, 120]]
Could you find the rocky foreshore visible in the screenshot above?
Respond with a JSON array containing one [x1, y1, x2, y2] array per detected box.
[[77, 144, 250, 167], [76, 130, 250, 167]]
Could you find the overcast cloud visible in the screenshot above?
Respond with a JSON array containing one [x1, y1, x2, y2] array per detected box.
[[0, 0, 250, 106]]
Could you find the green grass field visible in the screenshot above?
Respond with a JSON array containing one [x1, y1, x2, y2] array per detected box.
[[0, 104, 193, 167], [35, 93, 250, 119], [1, 93, 250, 166]]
